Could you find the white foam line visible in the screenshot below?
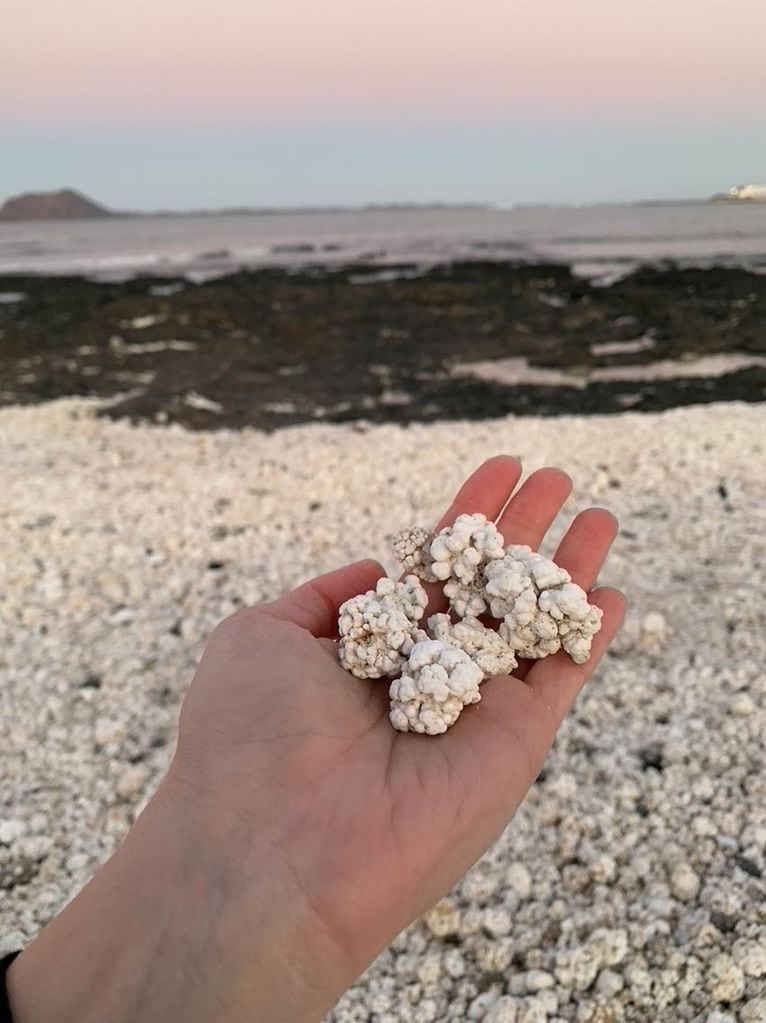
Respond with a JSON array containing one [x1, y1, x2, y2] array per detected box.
[[452, 353, 766, 388]]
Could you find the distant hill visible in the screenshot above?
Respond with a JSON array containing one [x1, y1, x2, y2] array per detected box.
[[0, 189, 112, 222]]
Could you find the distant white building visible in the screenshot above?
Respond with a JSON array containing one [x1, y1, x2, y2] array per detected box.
[[728, 184, 766, 201]]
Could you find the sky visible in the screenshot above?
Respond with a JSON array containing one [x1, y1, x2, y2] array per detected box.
[[3, 0, 765, 210]]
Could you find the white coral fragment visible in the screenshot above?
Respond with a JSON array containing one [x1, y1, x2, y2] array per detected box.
[[338, 575, 428, 679], [339, 523, 604, 734], [428, 613, 517, 679], [392, 574, 429, 622], [391, 525, 438, 582], [389, 639, 483, 734], [429, 513, 505, 617], [544, 588, 603, 665], [486, 545, 602, 664]]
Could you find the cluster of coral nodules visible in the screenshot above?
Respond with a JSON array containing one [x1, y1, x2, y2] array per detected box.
[[338, 513, 602, 735]]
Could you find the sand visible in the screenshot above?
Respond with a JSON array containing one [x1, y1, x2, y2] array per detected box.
[[1, 398, 764, 1022]]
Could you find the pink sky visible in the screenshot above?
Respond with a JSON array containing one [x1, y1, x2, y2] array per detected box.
[[4, 0, 765, 123]]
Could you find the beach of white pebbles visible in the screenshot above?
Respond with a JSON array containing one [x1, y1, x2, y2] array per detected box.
[[1, 397, 765, 1022]]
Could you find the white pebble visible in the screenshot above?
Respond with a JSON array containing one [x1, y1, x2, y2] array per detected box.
[[741, 998, 766, 1023], [670, 863, 700, 901], [484, 997, 518, 1023], [506, 862, 532, 900], [115, 765, 149, 800], [707, 954, 745, 1004], [735, 939, 766, 978], [731, 693, 755, 716], [525, 970, 555, 993], [94, 717, 127, 746], [0, 819, 27, 845]]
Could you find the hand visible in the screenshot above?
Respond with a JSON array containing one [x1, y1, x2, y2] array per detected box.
[[9, 457, 625, 1023]]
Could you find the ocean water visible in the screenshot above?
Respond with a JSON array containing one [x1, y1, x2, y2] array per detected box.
[[1, 202, 766, 283]]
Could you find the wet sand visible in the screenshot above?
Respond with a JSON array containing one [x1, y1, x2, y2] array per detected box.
[[1, 260, 765, 429]]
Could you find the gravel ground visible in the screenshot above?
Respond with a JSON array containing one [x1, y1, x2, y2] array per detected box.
[[1, 398, 765, 1022]]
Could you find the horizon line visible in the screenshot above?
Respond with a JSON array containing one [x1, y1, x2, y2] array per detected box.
[[1, 186, 736, 221]]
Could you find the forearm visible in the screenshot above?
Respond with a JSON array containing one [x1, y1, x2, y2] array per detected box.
[[6, 781, 348, 1023]]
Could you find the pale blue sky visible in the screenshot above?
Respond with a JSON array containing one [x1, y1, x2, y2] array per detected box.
[[3, 0, 765, 209], [4, 116, 763, 210]]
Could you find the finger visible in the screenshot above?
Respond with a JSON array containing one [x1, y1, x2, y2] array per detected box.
[[423, 587, 625, 864], [524, 586, 627, 725], [261, 559, 384, 637], [495, 468, 572, 549], [441, 588, 626, 804], [414, 455, 522, 616], [512, 505, 619, 680], [552, 507, 619, 589], [433, 455, 522, 531]]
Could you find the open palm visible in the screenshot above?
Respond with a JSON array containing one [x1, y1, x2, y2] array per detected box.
[[171, 456, 625, 1000]]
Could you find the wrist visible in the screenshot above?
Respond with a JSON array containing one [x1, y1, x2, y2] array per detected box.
[[7, 776, 350, 1023]]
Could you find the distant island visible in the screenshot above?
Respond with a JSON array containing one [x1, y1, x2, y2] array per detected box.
[[0, 189, 113, 222], [0, 189, 495, 223], [7, 184, 764, 222]]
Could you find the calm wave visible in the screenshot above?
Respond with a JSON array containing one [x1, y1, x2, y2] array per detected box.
[[1, 203, 766, 283]]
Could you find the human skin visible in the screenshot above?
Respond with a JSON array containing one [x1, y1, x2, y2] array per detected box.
[[8, 456, 625, 1023]]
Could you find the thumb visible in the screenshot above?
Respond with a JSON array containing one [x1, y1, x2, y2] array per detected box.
[[260, 560, 385, 637]]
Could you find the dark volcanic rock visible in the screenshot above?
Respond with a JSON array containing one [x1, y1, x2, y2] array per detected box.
[[0, 189, 112, 222], [0, 261, 764, 429]]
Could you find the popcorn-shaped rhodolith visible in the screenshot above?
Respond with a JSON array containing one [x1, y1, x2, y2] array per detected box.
[[539, 583, 603, 664], [338, 574, 428, 679], [389, 638, 484, 735], [485, 545, 602, 664], [429, 513, 505, 618], [391, 525, 438, 582], [428, 613, 517, 679]]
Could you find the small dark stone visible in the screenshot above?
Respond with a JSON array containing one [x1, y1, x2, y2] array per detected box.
[[155, 685, 174, 707], [734, 854, 762, 878], [169, 619, 182, 636], [24, 513, 56, 530], [637, 743, 665, 772], [308, 500, 321, 512], [207, 560, 224, 571], [79, 673, 102, 689], [711, 910, 737, 933], [477, 972, 508, 993], [541, 918, 562, 944], [0, 859, 42, 890], [717, 482, 729, 500]]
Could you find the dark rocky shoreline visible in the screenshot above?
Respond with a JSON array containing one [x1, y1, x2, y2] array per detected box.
[[1, 260, 764, 429]]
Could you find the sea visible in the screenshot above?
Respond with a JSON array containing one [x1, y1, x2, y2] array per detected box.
[[1, 202, 766, 285]]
